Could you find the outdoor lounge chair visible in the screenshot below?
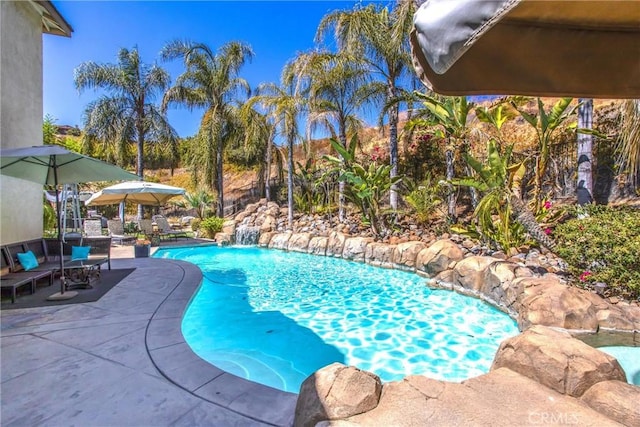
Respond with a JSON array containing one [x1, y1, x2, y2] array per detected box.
[[153, 215, 189, 240], [83, 218, 104, 237], [138, 219, 168, 243], [107, 220, 136, 245]]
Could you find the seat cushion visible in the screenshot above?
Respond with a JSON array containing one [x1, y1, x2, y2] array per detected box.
[[17, 251, 39, 271], [71, 246, 91, 261]]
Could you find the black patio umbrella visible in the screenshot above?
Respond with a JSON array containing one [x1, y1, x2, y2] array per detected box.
[[0, 145, 138, 299]]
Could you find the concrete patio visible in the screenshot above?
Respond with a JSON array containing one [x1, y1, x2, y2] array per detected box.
[[1, 242, 297, 426]]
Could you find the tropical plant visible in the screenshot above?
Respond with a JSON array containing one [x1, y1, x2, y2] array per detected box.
[[175, 190, 215, 220], [293, 159, 323, 214], [509, 97, 578, 211], [408, 93, 476, 222], [75, 47, 177, 183], [161, 40, 253, 217], [316, 1, 416, 209], [325, 137, 401, 236], [289, 51, 368, 222], [404, 174, 444, 225], [472, 102, 558, 250], [616, 99, 640, 188]]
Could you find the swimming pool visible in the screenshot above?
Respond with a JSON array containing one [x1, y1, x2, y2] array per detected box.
[[157, 245, 519, 393]]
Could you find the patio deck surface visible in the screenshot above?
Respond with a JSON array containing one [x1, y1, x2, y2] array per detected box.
[[1, 240, 297, 426]]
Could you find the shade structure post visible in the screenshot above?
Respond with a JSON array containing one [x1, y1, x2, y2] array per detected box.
[[48, 154, 77, 301]]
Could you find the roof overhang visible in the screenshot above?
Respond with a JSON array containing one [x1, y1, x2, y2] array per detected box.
[[30, 0, 73, 37]]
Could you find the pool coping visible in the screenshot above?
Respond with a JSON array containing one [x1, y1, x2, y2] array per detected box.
[[145, 253, 298, 427]]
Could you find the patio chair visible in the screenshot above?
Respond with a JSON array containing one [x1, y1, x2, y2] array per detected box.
[[83, 219, 103, 237], [106, 220, 136, 245], [153, 215, 189, 240]]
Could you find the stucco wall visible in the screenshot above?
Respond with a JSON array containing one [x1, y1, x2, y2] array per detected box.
[[0, 1, 45, 244]]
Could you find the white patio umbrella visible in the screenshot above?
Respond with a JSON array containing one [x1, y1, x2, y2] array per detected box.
[[0, 145, 138, 300], [410, 0, 640, 98], [85, 181, 186, 207]]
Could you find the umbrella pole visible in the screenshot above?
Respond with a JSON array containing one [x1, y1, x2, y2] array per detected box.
[[47, 156, 77, 301]]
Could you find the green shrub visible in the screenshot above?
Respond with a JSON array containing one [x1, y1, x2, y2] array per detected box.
[[555, 205, 640, 299], [200, 216, 225, 238], [190, 218, 201, 232], [404, 175, 444, 225]]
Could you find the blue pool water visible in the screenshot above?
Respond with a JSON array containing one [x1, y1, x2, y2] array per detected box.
[[599, 346, 640, 386], [157, 245, 519, 393]]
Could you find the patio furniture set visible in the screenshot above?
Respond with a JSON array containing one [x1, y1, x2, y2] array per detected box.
[[0, 236, 111, 303]]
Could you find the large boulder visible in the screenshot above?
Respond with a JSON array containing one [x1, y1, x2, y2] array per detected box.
[[392, 241, 426, 270], [269, 232, 292, 250], [481, 261, 519, 310], [260, 214, 277, 232], [342, 237, 373, 262], [365, 242, 396, 269], [581, 380, 640, 426], [491, 325, 627, 397], [516, 277, 599, 331], [415, 239, 463, 276], [452, 256, 498, 292], [214, 232, 232, 246], [326, 232, 346, 258], [308, 236, 328, 256], [294, 363, 382, 427], [258, 231, 276, 247], [289, 232, 312, 253], [222, 220, 236, 236]]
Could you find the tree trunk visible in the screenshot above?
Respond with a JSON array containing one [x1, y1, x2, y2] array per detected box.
[[388, 87, 399, 210], [510, 194, 556, 249], [338, 126, 347, 223], [445, 145, 456, 222], [287, 129, 295, 229], [265, 131, 273, 201], [216, 136, 224, 217], [577, 98, 594, 205], [136, 124, 144, 219]]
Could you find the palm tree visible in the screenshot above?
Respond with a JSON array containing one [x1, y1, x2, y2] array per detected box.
[[75, 47, 177, 217], [247, 66, 307, 228], [75, 47, 176, 177], [289, 51, 368, 222], [316, 1, 416, 210], [161, 40, 253, 217]]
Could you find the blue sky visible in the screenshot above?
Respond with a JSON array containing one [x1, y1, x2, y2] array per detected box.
[[44, 0, 386, 138]]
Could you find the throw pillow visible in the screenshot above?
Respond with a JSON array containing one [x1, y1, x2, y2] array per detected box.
[[71, 246, 91, 261], [17, 251, 39, 271]]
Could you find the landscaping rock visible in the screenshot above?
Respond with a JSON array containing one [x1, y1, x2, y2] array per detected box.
[[365, 242, 396, 269], [307, 236, 328, 256], [326, 231, 346, 257], [415, 239, 463, 276], [517, 277, 599, 331], [392, 241, 426, 270], [342, 237, 373, 262], [214, 232, 232, 246], [288, 232, 311, 253], [491, 325, 627, 397], [581, 380, 640, 426], [294, 363, 382, 427], [452, 256, 498, 292], [269, 232, 292, 250], [258, 231, 275, 247]]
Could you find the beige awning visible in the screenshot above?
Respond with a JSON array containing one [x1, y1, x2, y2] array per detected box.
[[410, 0, 640, 98]]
